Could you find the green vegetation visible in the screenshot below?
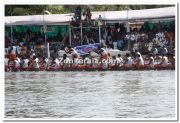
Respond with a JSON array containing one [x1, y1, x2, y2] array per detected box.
[[5, 5, 174, 16]]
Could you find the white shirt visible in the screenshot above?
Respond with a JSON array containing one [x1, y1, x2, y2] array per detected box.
[[5, 58, 9, 66], [72, 49, 79, 56], [125, 34, 130, 40], [30, 53, 36, 59], [110, 58, 116, 66], [108, 57, 113, 61], [161, 56, 169, 65], [35, 58, 39, 63], [153, 48, 158, 55], [45, 58, 49, 64], [149, 56, 155, 65], [84, 57, 91, 65], [55, 58, 60, 66], [52, 58, 59, 69], [11, 46, 17, 54], [65, 47, 69, 53], [136, 52, 142, 58], [163, 48, 168, 54], [101, 48, 108, 56], [63, 58, 70, 64], [14, 60, 20, 68], [116, 57, 124, 66], [23, 59, 29, 68], [62, 58, 70, 67], [130, 34, 136, 41], [5, 48, 9, 55], [16, 46, 22, 55], [43, 58, 49, 67], [103, 32, 107, 40], [34, 58, 39, 68], [137, 57, 144, 65], [102, 59, 108, 69], [92, 58, 99, 68], [16, 57, 21, 63], [117, 57, 123, 62], [127, 57, 133, 66], [73, 58, 80, 66]]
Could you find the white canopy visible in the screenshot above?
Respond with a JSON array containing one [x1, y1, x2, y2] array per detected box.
[[5, 6, 175, 26]]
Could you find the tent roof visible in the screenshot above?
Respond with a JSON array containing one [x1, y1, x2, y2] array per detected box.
[[5, 6, 175, 26]]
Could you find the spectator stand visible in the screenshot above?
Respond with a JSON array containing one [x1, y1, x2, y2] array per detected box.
[[5, 7, 175, 57]]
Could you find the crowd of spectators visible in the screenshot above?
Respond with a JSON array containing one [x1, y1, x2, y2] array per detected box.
[[69, 21, 175, 56], [101, 23, 175, 55], [5, 20, 175, 60], [5, 30, 66, 59], [70, 6, 175, 55]]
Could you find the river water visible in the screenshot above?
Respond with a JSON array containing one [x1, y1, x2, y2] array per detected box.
[[5, 70, 175, 119]]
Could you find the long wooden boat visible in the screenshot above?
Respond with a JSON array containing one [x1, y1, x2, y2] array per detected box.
[[5, 64, 175, 72]]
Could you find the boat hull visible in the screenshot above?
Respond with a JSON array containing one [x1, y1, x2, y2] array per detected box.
[[5, 65, 175, 72]]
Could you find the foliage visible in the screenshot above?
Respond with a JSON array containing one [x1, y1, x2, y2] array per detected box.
[[5, 5, 174, 16]]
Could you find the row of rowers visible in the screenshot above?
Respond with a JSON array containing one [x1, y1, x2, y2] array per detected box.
[[5, 46, 175, 69]]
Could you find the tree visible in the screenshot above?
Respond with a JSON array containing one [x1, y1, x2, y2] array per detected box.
[[5, 5, 174, 16]]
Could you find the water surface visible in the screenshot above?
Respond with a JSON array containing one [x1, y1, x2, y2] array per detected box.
[[5, 70, 175, 119]]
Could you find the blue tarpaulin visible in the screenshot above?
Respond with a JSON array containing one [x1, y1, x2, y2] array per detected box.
[[74, 43, 100, 55]]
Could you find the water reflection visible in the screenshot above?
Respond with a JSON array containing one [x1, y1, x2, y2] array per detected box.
[[5, 71, 175, 119]]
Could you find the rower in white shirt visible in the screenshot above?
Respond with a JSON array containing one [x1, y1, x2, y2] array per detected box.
[[136, 54, 144, 65], [33, 56, 39, 69], [54, 58, 60, 69], [22, 57, 29, 69], [116, 54, 124, 66], [62, 54, 70, 67], [160, 54, 169, 67], [125, 53, 133, 67], [148, 53, 155, 67], [5, 55, 9, 67], [92, 58, 99, 68]]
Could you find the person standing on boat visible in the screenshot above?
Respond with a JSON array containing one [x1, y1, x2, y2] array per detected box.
[[97, 46, 109, 60], [65, 46, 80, 59]]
